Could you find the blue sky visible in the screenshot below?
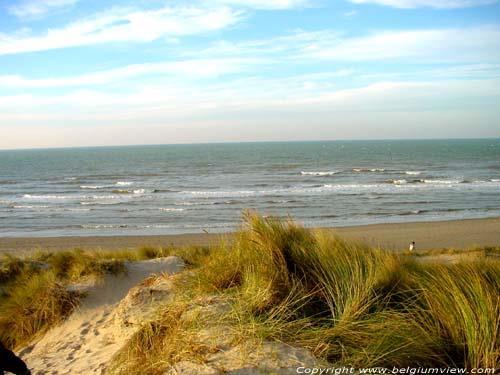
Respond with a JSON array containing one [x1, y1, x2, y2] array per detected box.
[[1, 0, 499, 149]]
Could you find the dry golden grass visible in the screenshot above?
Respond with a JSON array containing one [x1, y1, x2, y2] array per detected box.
[[110, 213, 500, 371]]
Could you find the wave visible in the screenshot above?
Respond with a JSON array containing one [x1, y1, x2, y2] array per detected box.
[[24, 193, 123, 201], [173, 200, 240, 206], [422, 179, 464, 184], [80, 201, 122, 206], [398, 210, 426, 216], [392, 179, 409, 185], [12, 205, 50, 209], [23, 194, 72, 200], [182, 179, 500, 198], [159, 208, 185, 212], [301, 171, 340, 176], [386, 178, 495, 185], [353, 168, 385, 173], [133, 189, 146, 194], [213, 200, 244, 205], [80, 185, 106, 189], [116, 181, 133, 186], [112, 189, 132, 194], [405, 171, 421, 175], [81, 224, 128, 229]]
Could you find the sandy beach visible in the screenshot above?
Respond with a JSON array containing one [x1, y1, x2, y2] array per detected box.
[[1, 217, 498, 254]]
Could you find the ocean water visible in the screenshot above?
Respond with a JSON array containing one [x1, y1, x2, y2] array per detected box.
[[0, 139, 499, 237]]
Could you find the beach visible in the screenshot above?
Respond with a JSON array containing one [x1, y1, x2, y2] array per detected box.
[[1, 217, 499, 254]]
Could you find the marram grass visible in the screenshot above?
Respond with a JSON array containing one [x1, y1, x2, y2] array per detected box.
[[110, 213, 499, 372], [1, 213, 498, 370], [0, 245, 211, 350]]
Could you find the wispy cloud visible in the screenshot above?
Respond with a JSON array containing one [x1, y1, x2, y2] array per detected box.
[[195, 26, 500, 63], [0, 58, 261, 88], [0, 5, 242, 55], [301, 27, 500, 62], [7, 0, 79, 19], [348, 0, 498, 9], [211, 0, 311, 9]]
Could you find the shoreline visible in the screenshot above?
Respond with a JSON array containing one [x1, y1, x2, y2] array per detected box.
[[1, 217, 499, 253]]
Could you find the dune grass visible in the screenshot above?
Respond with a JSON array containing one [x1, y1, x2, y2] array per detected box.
[[0, 250, 126, 349], [0, 271, 81, 349], [1, 214, 498, 370], [111, 213, 499, 373], [0, 245, 209, 350]]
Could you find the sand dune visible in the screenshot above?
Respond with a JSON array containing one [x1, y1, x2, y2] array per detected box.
[[21, 257, 184, 375]]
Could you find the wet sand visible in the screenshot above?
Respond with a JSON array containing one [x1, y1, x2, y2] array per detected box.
[[0, 217, 499, 254]]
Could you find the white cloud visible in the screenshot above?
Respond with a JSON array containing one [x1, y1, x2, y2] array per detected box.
[[196, 26, 500, 63], [211, 0, 311, 9], [1, 78, 499, 148], [0, 5, 242, 55], [7, 0, 79, 18], [0, 58, 260, 88], [1, 76, 498, 115], [302, 27, 500, 62], [348, 0, 498, 9]]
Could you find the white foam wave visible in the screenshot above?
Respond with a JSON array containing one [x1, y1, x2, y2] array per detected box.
[[23, 194, 71, 200], [423, 179, 462, 184], [116, 181, 133, 186], [182, 179, 500, 199], [353, 168, 385, 173], [13, 205, 50, 209], [301, 171, 339, 176], [80, 185, 106, 189], [82, 224, 126, 229], [405, 171, 421, 175], [133, 189, 146, 194], [159, 208, 185, 212], [392, 179, 408, 185]]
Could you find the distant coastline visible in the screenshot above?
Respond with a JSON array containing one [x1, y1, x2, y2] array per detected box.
[[1, 137, 499, 152]]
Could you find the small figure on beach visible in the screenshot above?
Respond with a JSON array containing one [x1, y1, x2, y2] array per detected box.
[[0, 341, 31, 375], [409, 241, 416, 252]]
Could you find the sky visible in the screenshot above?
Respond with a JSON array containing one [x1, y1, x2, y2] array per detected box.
[[0, 0, 499, 149]]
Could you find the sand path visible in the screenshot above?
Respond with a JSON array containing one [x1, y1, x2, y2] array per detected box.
[[21, 257, 184, 375]]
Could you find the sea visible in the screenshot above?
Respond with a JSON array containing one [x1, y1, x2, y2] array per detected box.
[[0, 139, 499, 237]]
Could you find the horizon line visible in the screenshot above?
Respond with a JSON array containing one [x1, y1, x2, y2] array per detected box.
[[1, 136, 499, 152]]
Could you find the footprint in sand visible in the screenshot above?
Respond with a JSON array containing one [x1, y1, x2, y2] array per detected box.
[[96, 315, 108, 324], [19, 344, 35, 356]]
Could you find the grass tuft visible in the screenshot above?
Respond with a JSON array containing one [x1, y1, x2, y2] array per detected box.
[[0, 271, 80, 348], [111, 213, 499, 371]]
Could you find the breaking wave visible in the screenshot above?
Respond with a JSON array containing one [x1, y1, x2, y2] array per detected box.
[[300, 171, 340, 176]]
